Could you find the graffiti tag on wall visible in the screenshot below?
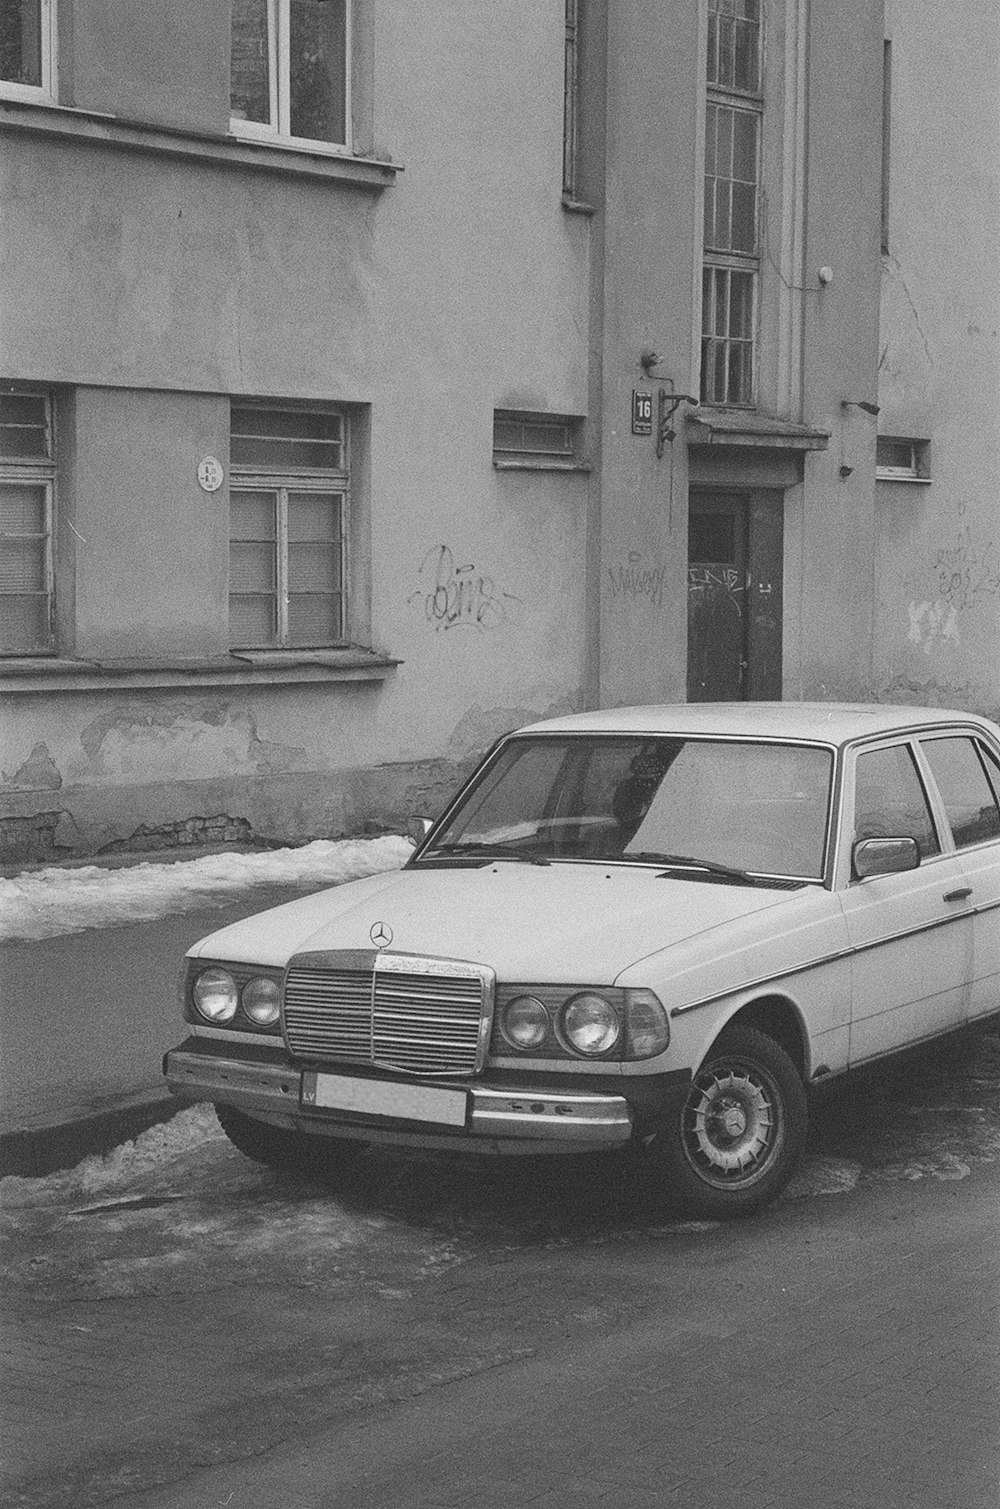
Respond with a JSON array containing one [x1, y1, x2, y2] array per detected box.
[[933, 523, 1000, 611], [607, 552, 668, 610], [408, 545, 524, 632]]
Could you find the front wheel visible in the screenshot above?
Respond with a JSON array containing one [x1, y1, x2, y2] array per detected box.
[[647, 1026, 807, 1218]]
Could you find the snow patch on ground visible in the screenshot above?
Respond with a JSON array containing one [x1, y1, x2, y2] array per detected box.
[[873, 1151, 972, 1183], [0, 1106, 386, 1299], [785, 1156, 863, 1199], [0, 835, 412, 942], [0, 1105, 225, 1208]]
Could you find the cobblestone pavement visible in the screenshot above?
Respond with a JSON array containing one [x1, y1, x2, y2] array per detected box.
[[1, 1029, 999, 1509]]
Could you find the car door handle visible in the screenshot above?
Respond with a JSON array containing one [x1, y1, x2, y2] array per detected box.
[[943, 887, 973, 903]]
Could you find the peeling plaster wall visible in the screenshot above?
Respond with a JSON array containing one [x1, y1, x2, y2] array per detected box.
[[0, 674, 584, 861], [875, 1, 1000, 717], [0, 2, 591, 861]]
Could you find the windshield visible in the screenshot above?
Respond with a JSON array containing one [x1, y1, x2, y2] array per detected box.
[[422, 735, 833, 880]]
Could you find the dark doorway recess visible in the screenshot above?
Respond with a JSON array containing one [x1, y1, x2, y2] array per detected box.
[[687, 490, 783, 701]]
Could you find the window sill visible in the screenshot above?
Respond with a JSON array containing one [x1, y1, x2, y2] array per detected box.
[[686, 411, 830, 451], [0, 100, 401, 187], [561, 195, 595, 216], [0, 82, 55, 107], [0, 649, 400, 694], [875, 472, 932, 485], [493, 457, 591, 473]]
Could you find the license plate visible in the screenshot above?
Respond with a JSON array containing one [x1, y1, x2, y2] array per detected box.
[[304, 1072, 468, 1128]]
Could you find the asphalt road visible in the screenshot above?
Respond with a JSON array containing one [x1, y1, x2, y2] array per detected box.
[[2, 1028, 999, 1509], [0, 883, 326, 1127]]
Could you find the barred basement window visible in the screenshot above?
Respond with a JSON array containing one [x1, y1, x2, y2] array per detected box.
[[0, 389, 54, 655], [493, 410, 584, 470], [875, 436, 930, 482], [229, 402, 348, 649]]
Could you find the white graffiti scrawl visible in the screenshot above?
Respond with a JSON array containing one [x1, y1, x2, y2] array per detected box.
[[908, 599, 960, 655], [408, 545, 524, 633]]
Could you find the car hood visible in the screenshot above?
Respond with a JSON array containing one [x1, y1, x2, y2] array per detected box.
[[188, 862, 799, 983]]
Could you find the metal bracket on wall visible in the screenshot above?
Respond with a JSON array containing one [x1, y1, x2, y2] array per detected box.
[[657, 389, 699, 457]]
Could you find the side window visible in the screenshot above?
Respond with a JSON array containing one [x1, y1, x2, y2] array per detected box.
[[853, 744, 939, 862], [921, 736, 1000, 849], [979, 741, 1000, 809]]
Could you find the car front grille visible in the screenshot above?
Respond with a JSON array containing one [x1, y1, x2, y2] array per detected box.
[[283, 955, 491, 1077]]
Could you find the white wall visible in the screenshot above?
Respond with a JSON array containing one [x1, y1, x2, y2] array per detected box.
[[875, 0, 1000, 717]]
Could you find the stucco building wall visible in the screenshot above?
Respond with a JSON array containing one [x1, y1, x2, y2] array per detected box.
[[2, 0, 896, 861], [875, 0, 1000, 719]]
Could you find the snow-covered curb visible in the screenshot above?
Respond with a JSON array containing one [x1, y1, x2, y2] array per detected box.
[[0, 835, 413, 944]]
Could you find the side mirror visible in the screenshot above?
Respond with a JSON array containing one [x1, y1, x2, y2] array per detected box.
[[852, 836, 920, 879], [406, 815, 434, 847]]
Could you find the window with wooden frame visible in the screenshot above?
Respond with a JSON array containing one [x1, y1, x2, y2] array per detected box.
[[701, 0, 762, 408], [0, 0, 57, 102], [230, 0, 350, 148], [229, 402, 348, 649], [0, 388, 55, 655]]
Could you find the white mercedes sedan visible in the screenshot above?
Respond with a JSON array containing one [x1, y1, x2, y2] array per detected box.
[[164, 703, 1000, 1217]]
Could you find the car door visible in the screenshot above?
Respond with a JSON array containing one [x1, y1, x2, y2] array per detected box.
[[917, 731, 1000, 1024], [839, 738, 973, 1066]]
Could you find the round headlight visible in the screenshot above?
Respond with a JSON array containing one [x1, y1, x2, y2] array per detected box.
[[560, 992, 621, 1056], [500, 995, 549, 1050], [192, 967, 238, 1023], [242, 976, 280, 1027]]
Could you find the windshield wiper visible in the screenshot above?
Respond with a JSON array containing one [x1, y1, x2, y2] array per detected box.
[[626, 851, 761, 884], [421, 842, 551, 867]]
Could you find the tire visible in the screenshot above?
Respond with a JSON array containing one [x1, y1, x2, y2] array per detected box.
[[216, 1103, 365, 1177], [648, 1026, 807, 1218]]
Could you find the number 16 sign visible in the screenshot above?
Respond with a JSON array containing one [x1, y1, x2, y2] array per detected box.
[[632, 391, 653, 436]]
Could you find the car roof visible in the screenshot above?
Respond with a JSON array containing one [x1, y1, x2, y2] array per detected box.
[[516, 702, 999, 748]]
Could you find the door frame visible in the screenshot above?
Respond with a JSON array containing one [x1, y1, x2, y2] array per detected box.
[[687, 487, 784, 701]]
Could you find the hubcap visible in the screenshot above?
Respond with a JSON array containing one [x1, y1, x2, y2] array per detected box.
[[681, 1061, 780, 1189]]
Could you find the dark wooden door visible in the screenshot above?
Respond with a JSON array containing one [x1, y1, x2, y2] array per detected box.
[[687, 490, 783, 702]]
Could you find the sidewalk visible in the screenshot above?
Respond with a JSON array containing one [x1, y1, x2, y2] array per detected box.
[[0, 839, 409, 1176]]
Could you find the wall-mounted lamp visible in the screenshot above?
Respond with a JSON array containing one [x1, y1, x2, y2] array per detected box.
[[841, 399, 880, 417], [657, 388, 699, 457]]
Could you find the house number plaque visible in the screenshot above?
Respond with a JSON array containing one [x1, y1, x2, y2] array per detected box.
[[197, 457, 225, 492], [632, 391, 653, 436]]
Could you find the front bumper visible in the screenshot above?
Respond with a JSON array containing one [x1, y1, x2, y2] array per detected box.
[[164, 1042, 636, 1155]]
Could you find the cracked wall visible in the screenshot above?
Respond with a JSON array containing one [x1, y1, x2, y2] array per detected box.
[[0, 677, 585, 862]]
